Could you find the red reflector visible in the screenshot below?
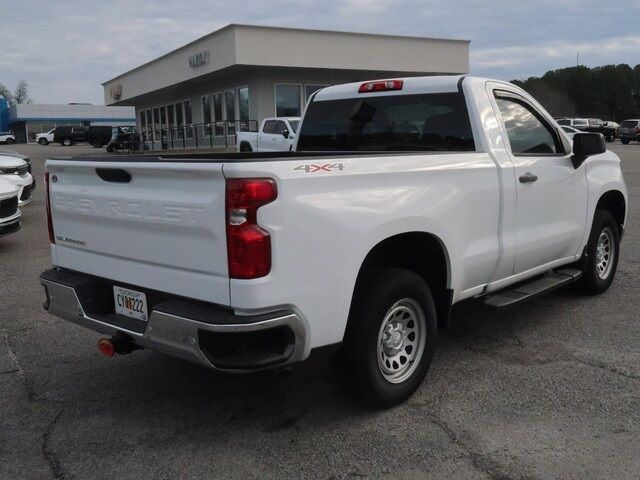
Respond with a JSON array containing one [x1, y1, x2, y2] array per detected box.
[[44, 172, 55, 244], [359, 80, 404, 93], [226, 178, 277, 279], [98, 339, 115, 357]]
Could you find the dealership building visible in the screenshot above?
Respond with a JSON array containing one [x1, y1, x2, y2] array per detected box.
[[102, 24, 469, 149], [0, 98, 135, 143]]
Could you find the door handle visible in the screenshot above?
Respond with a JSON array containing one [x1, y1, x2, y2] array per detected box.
[[519, 172, 538, 184]]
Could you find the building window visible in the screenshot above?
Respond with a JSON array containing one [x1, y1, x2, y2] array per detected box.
[[305, 84, 326, 103], [237, 86, 249, 123], [224, 90, 236, 135], [139, 111, 146, 131], [167, 103, 175, 135], [202, 95, 212, 136], [175, 102, 183, 139], [213, 93, 223, 135], [275, 84, 301, 117], [152, 107, 160, 140], [184, 100, 193, 139]]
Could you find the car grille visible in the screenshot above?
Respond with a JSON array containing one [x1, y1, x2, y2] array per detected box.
[[0, 196, 18, 218], [0, 165, 28, 175], [20, 185, 31, 201]]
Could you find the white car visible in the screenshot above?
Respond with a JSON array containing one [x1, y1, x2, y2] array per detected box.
[[36, 129, 55, 146], [0, 132, 16, 144], [236, 117, 300, 152], [561, 125, 582, 139], [40, 76, 627, 407], [0, 177, 21, 237], [0, 153, 34, 204]]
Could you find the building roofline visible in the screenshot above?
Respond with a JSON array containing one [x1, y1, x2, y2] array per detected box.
[[101, 23, 470, 85]]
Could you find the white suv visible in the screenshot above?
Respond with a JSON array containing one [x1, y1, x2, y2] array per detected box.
[[0, 132, 16, 144], [0, 153, 34, 204], [36, 129, 55, 146]]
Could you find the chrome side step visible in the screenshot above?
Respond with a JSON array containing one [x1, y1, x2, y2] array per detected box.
[[483, 268, 582, 308]]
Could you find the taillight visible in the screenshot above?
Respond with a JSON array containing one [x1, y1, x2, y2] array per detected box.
[[358, 80, 403, 93], [44, 172, 55, 244], [226, 178, 277, 279], [635, 127, 640, 133]]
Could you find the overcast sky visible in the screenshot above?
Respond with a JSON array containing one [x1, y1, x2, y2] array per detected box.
[[1, 0, 639, 104]]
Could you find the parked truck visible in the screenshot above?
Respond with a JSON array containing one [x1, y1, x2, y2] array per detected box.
[[236, 117, 299, 152], [54, 125, 113, 148], [40, 76, 627, 406]]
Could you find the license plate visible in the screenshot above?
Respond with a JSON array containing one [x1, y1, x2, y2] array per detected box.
[[113, 286, 148, 322]]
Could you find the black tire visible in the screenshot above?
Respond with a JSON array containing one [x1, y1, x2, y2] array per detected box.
[[106, 145, 114, 153], [621, 138, 630, 145], [239, 141, 253, 152], [91, 137, 104, 148], [576, 210, 620, 294], [39, 138, 48, 146], [5, 138, 14, 144], [61, 138, 72, 146], [342, 267, 437, 407]]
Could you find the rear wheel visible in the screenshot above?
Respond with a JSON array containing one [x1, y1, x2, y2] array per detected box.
[[5, 138, 14, 144], [621, 138, 630, 145], [61, 138, 72, 146], [342, 267, 436, 407], [39, 138, 48, 146], [91, 137, 104, 148], [576, 210, 620, 294]]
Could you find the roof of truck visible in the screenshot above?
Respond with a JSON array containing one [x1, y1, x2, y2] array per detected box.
[[312, 75, 510, 101]]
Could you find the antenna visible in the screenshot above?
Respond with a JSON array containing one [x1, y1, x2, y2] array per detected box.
[[576, 52, 580, 67]]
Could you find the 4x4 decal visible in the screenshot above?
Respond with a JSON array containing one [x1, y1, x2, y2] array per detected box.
[[293, 163, 346, 173]]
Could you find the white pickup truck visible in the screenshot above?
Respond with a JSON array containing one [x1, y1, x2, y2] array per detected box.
[[40, 76, 627, 406], [236, 117, 299, 152]]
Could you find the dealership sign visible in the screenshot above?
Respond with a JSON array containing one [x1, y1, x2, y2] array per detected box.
[[109, 83, 122, 101], [189, 50, 209, 68]]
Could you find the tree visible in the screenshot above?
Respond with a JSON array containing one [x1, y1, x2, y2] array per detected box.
[[513, 64, 640, 121], [13, 80, 30, 104], [0, 82, 11, 102]]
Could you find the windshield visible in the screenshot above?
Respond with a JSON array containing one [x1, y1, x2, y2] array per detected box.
[[297, 93, 475, 152], [289, 120, 299, 133]]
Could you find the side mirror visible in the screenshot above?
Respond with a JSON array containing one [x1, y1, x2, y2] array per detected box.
[[571, 133, 606, 168], [282, 129, 289, 139]]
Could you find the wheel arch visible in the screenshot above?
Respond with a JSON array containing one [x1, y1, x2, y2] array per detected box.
[[350, 232, 453, 329], [596, 190, 626, 237]]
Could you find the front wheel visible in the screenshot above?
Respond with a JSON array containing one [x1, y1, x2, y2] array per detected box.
[[39, 138, 48, 146], [61, 138, 72, 146], [342, 267, 436, 407], [621, 138, 630, 145], [91, 137, 104, 148], [576, 210, 620, 294], [5, 138, 14, 144]]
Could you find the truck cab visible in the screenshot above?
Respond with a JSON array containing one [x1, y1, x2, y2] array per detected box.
[[236, 117, 299, 152]]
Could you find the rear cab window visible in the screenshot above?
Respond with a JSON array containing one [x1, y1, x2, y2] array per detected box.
[[297, 92, 475, 152]]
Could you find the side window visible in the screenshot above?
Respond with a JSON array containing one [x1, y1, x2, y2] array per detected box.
[[494, 93, 563, 155], [275, 121, 287, 135], [263, 121, 277, 134], [557, 119, 570, 126]]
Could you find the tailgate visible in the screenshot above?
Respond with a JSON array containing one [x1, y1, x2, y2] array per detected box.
[[47, 159, 230, 305]]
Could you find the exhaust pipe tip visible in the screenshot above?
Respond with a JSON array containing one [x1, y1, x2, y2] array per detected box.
[[98, 338, 115, 357], [98, 333, 141, 357]]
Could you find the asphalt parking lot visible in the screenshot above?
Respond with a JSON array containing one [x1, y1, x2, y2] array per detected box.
[[1, 142, 639, 480]]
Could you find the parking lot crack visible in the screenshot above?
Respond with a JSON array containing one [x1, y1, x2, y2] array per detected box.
[[42, 407, 67, 480], [2, 330, 36, 401], [427, 413, 522, 480]]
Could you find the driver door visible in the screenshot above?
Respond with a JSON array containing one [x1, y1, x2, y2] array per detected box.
[[493, 89, 588, 274]]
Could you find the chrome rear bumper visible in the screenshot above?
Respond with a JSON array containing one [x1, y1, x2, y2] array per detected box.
[[40, 269, 306, 371]]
